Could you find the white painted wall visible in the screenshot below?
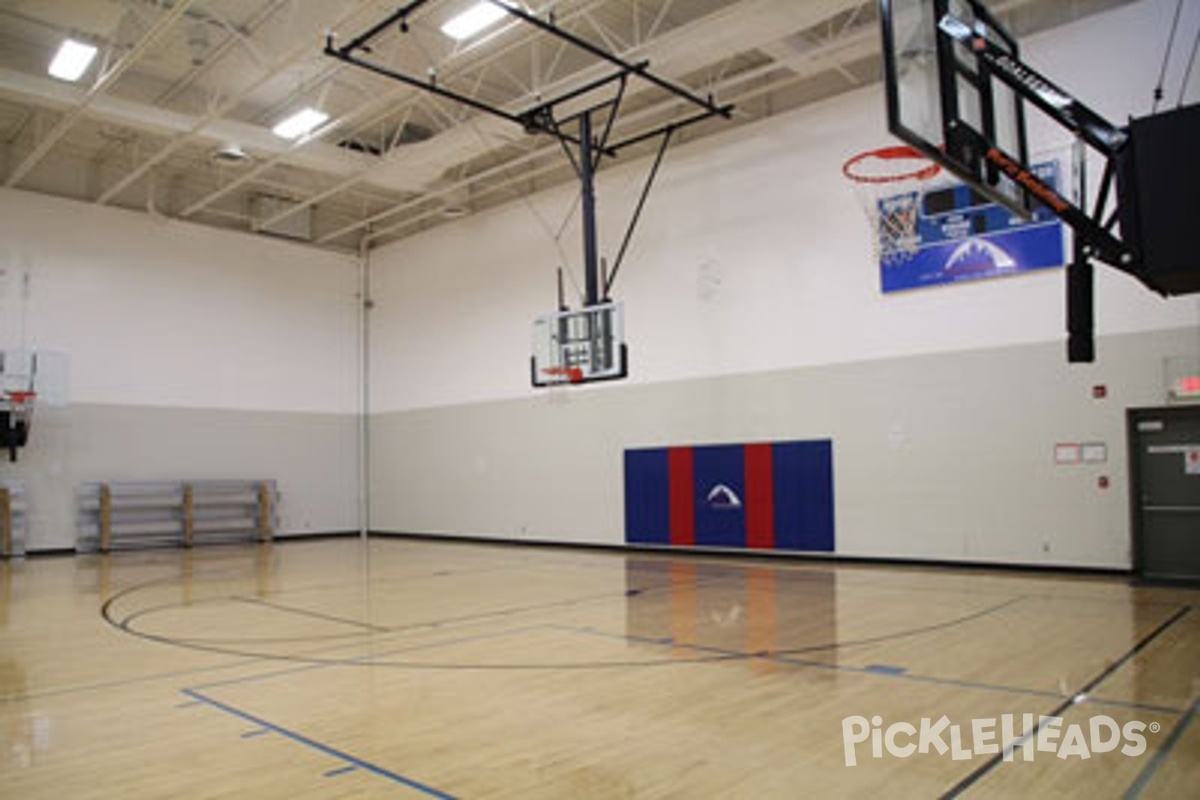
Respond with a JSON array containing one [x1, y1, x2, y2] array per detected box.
[[371, 0, 1200, 414], [0, 189, 362, 549], [366, 0, 1200, 568], [0, 188, 360, 414]]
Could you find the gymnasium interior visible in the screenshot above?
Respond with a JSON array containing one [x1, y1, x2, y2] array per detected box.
[[1, 0, 1198, 797]]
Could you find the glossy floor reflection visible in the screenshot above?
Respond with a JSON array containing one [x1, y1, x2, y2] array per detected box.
[[1, 538, 1197, 798]]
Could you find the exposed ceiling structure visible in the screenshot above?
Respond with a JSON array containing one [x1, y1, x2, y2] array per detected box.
[[0, 0, 1137, 253]]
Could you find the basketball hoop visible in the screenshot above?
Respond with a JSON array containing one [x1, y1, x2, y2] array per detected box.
[[843, 146, 941, 265], [3, 390, 36, 414], [1, 390, 35, 462], [540, 366, 584, 384]]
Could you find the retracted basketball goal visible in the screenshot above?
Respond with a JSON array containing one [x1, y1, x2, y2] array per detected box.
[[0, 352, 37, 463], [327, 1, 733, 389], [531, 303, 626, 388]]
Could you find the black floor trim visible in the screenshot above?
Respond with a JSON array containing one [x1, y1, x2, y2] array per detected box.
[[369, 530, 1133, 578]]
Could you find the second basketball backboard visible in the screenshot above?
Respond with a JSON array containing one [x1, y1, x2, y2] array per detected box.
[[531, 303, 627, 388], [881, 0, 1031, 217]]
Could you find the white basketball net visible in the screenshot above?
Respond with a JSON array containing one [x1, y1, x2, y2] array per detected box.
[[873, 189, 922, 265], [843, 147, 940, 266]]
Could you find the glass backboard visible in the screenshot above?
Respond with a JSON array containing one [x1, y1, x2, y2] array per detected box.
[[531, 303, 627, 387], [881, 0, 1032, 217]]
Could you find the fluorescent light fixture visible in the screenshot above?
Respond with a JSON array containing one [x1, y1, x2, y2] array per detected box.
[[271, 107, 329, 140], [48, 39, 98, 82], [441, 1, 511, 41]]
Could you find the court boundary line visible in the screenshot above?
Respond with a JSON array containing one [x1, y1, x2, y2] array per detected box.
[[103, 571, 750, 666], [181, 688, 457, 799], [172, 608, 1189, 799], [1124, 698, 1199, 798], [186, 623, 551, 692], [232, 595, 393, 632], [548, 624, 1186, 716], [939, 604, 1193, 798]]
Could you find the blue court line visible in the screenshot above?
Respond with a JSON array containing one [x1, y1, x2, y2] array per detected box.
[[1124, 699, 1199, 799], [182, 688, 457, 799], [865, 664, 909, 676], [325, 765, 358, 778], [549, 624, 1186, 716], [1082, 697, 1187, 716]]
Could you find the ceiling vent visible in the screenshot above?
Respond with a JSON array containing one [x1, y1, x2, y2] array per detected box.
[[211, 144, 251, 166]]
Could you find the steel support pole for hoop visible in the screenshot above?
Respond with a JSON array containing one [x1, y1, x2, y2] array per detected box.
[[1067, 137, 1094, 363], [579, 111, 600, 307]]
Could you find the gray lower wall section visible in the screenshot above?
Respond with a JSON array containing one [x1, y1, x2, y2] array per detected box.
[[370, 327, 1200, 569], [0, 404, 359, 551]]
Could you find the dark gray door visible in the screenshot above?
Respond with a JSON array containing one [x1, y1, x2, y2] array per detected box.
[[1129, 407, 1200, 581]]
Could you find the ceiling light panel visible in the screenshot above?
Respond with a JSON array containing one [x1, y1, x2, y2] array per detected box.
[[272, 107, 330, 140], [441, 2, 512, 41], [48, 39, 98, 82]]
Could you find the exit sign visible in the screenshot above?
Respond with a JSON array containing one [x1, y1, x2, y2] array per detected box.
[[1173, 375, 1200, 399]]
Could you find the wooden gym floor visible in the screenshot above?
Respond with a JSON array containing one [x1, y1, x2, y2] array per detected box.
[[1, 538, 1197, 799]]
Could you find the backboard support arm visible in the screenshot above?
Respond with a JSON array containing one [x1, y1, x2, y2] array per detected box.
[[938, 14, 1135, 271], [327, 3, 734, 315], [937, 11, 1148, 363]]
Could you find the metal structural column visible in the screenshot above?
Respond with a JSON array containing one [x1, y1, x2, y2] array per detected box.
[[183, 484, 195, 547], [579, 111, 600, 307], [0, 487, 11, 557], [99, 483, 113, 553], [257, 482, 274, 542]]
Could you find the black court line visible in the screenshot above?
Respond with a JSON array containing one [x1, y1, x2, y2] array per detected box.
[[555, 623, 1085, 706], [939, 604, 1193, 799], [0, 651, 294, 704], [104, 568, 738, 648], [224, 561, 555, 602], [551, 616, 1190, 718], [776, 596, 1026, 656], [1124, 698, 1199, 798], [114, 596, 251, 630], [186, 624, 552, 692], [231, 596, 392, 632], [102, 574, 753, 669], [550, 595, 1025, 658]]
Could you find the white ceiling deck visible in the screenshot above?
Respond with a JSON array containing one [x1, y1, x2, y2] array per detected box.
[[0, 0, 1134, 252]]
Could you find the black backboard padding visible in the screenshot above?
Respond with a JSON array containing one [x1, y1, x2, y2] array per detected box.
[[1118, 103, 1200, 295]]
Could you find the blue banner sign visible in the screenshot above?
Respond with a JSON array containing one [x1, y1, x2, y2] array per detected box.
[[880, 161, 1066, 293]]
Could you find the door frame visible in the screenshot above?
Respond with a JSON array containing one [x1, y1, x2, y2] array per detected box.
[[1127, 404, 1200, 581]]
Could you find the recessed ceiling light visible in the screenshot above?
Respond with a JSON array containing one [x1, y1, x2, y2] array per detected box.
[[48, 39, 98, 82], [441, 2, 512, 41], [271, 107, 329, 140]]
